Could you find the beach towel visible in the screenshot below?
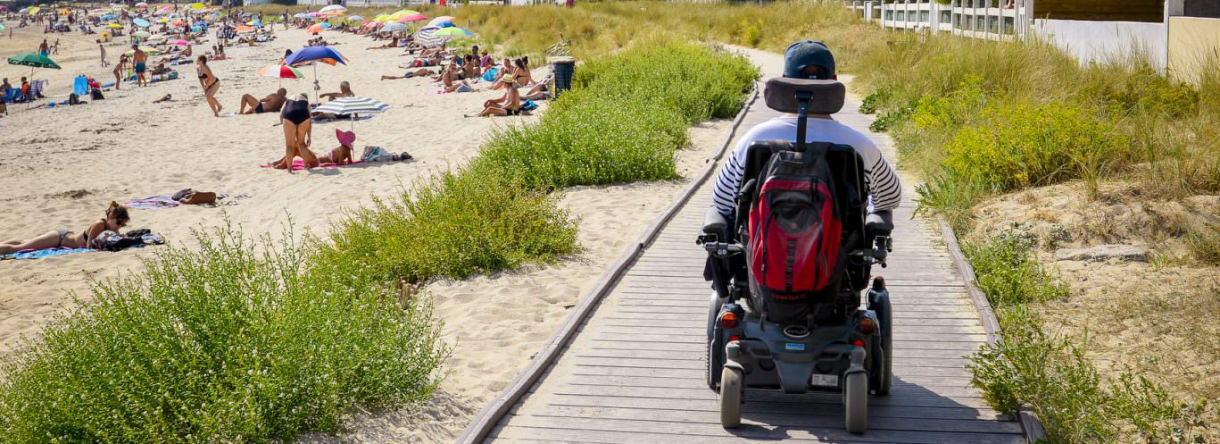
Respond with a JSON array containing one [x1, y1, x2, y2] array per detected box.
[[125, 195, 179, 209], [2, 247, 93, 260], [260, 159, 365, 171]]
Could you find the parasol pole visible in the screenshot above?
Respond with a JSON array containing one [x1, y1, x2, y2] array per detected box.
[[312, 62, 319, 103]]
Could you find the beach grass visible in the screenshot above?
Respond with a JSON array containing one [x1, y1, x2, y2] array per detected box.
[[0, 224, 446, 442], [475, 41, 756, 188]]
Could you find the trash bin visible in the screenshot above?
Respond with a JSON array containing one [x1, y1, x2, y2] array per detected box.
[[550, 56, 575, 98]]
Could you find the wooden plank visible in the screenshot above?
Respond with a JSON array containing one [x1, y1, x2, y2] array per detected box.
[[520, 405, 1024, 434], [540, 393, 1009, 421], [495, 417, 1023, 444]]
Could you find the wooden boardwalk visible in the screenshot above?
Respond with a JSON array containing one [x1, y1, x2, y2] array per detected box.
[[475, 53, 1026, 444]]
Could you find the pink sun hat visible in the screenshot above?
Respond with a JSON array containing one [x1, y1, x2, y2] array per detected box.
[[336, 129, 356, 148]]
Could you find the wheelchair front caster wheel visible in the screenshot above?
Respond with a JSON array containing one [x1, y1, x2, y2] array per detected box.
[[719, 367, 743, 428], [844, 372, 868, 434]]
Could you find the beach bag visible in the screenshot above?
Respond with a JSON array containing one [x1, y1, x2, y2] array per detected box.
[[91, 88, 105, 100], [745, 143, 844, 323], [521, 99, 538, 111], [68, 93, 81, 105], [361, 146, 392, 162], [482, 68, 499, 82]]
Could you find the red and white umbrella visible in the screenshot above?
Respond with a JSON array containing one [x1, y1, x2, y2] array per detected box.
[[257, 64, 305, 79]]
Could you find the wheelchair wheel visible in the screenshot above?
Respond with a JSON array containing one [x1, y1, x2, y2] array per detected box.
[[868, 289, 893, 396], [844, 372, 868, 434], [719, 367, 743, 428], [706, 294, 725, 391]]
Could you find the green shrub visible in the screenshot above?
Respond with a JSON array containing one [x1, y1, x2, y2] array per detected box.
[[0, 225, 446, 443], [962, 231, 1068, 308], [319, 171, 579, 286], [1185, 223, 1220, 266], [477, 42, 757, 189], [858, 88, 889, 115], [941, 101, 1125, 192], [741, 19, 763, 48]]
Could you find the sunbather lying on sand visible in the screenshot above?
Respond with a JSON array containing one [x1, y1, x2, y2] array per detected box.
[[0, 202, 130, 254], [381, 68, 434, 81], [240, 87, 287, 114]]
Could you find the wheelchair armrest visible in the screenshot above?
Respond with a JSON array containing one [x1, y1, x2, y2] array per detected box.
[[866, 210, 894, 235], [702, 207, 729, 241]]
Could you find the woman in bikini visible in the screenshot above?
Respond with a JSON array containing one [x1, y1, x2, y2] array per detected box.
[[196, 55, 222, 116], [0, 202, 130, 254], [112, 53, 128, 90], [270, 93, 319, 171]]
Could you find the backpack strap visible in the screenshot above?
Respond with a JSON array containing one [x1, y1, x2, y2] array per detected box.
[[794, 90, 812, 154]]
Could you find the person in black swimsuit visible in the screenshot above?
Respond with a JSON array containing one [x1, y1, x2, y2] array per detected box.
[[0, 202, 130, 254], [270, 93, 319, 171], [239, 88, 287, 114], [196, 55, 222, 116]]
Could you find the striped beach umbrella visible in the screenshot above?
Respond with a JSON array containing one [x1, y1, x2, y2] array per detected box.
[[382, 22, 408, 33], [313, 97, 389, 131]]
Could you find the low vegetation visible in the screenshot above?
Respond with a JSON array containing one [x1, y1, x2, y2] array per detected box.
[[0, 226, 447, 442], [0, 39, 754, 442], [964, 234, 1202, 443]]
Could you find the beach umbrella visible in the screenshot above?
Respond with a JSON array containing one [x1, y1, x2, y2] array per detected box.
[[189, 2, 206, 10], [28, 7, 40, 14], [285, 46, 348, 102], [347, 15, 364, 23], [293, 12, 309, 18], [172, 19, 184, 26], [257, 63, 304, 87], [312, 97, 389, 131], [235, 25, 254, 33], [427, 16, 453, 27], [434, 27, 472, 37], [106, 23, 123, 28], [100, 13, 116, 20], [8, 53, 60, 107], [133, 30, 152, 38], [397, 13, 427, 23], [372, 13, 391, 23], [133, 18, 150, 27], [135, 2, 148, 8], [307, 11, 324, 18], [319, 5, 346, 14], [306, 23, 324, 34], [172, 39, 189, 46], [382, 22, 408, 32], [413, 26, 444, 48]]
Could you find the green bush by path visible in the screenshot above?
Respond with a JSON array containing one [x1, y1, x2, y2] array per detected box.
[[0, 226, 446, 443], [476, 42, 757, 189], [318, 172, 579, 287]]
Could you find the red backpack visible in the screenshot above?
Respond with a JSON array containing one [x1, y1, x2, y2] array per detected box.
[[746, 143, 843, 323]]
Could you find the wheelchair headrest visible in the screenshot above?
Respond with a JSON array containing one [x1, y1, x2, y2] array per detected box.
[[764, 78, 845, 115]]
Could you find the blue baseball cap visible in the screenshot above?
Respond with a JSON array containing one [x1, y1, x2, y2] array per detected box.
[[783, 40, 836, 80]]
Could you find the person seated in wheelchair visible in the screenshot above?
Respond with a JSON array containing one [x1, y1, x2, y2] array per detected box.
[[710, 40, 901, 230], [700, 41, 905, 432]]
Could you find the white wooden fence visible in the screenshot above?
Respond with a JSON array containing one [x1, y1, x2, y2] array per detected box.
[[845, 0, 1034, 41]]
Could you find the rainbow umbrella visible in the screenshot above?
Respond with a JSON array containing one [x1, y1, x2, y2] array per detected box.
[[433, 27, 472, 37], [397, 13, 427, 23], [257, 63, 304, 87]]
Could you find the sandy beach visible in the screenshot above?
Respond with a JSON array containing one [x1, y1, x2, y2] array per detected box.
[[1, 20, 733, 442]]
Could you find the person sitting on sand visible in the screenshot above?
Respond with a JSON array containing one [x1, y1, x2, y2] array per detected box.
[[368, 36, 398, 50], [0, 202, 130, 254], [489, 58, 515, 90], [318, 80, 353, 102], [181, 44, 192, 58], [462, 54, 479, 80], [316, 129, 356, 165], [211, 44, 226, 61], [467, 83, 525, 117], [513, 57, 534, 88], [270, 93, 319, 171], [149, 61, 171, 76], [239, 87, 287, 114]]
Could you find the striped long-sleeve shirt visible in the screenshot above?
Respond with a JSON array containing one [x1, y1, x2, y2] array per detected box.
[[712, 116, 902, 218]]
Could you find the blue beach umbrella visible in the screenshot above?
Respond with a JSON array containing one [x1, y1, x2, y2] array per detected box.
[[132, 18, 150, 27], [285, 46, 348, 102], [100, 13, 117, 20]]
